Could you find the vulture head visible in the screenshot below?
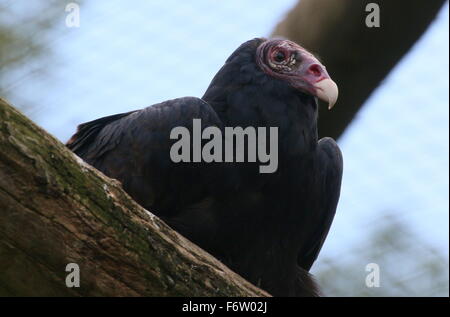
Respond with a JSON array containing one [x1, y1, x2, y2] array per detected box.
[[204, 38, 338, 112], [256, 38, 338, 109]]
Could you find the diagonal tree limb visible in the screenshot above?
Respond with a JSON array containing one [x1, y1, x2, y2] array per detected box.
[[0, 97, 268, 297], [272, 0, 446, 139]]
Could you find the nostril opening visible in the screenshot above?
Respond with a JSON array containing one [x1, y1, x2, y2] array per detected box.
[[308, 64, 322, 77]]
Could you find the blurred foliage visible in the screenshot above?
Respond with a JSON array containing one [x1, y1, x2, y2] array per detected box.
[[316, 213, 449, 296], [0, 0, 69, 114], [0, 1, 447, 297]]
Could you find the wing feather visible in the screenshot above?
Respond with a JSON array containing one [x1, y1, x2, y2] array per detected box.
[[66, 97, 224, 216], [297, 137, 343, 271]]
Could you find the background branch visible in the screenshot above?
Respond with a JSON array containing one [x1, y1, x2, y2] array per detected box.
[[272, 0, 446, 139]]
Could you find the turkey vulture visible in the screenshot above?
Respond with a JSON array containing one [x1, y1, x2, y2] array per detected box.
[[67, 38, 343, 296]]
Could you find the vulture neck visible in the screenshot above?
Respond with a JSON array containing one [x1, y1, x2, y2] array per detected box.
[[203, 83, 320, 158]]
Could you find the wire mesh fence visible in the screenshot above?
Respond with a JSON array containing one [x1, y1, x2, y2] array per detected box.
[[1, 0, 448, 296]]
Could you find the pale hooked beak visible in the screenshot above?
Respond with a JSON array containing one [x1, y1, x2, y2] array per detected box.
[[293, 51, 339, 110], [314, 78, 339, 110]]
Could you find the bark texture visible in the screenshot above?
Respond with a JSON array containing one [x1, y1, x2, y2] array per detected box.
[[0, 98, 268, 297]]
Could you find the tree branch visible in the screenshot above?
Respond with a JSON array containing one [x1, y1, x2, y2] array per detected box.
[[0, 97, 268, 297], [272, 0, 446, 139]]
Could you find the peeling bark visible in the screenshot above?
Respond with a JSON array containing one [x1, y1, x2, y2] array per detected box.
[[0, 98, 268, 297]]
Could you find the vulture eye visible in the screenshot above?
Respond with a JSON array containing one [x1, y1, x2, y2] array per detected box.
[[273, 50, 287, 63]]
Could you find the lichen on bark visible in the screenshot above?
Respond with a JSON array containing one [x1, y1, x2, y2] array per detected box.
[[0, 97, 268, 297]]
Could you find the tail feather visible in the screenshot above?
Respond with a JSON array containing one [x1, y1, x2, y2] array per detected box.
[[66, 110, 136, 156], [295, 267, 322, 297]]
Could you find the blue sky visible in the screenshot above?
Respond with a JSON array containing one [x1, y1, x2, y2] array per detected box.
[[3, 0, 449, 285]]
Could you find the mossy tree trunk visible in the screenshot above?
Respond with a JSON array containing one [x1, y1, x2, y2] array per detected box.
[[0, 98, 268, 297]]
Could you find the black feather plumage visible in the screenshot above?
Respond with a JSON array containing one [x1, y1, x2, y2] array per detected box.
[[67, 38, 343, 296]]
